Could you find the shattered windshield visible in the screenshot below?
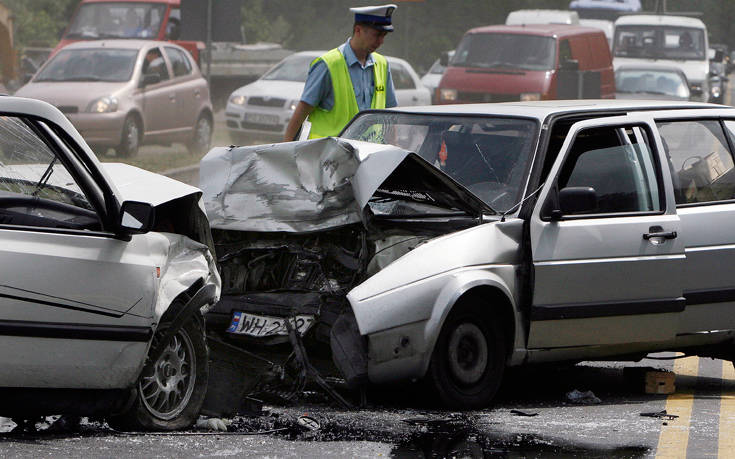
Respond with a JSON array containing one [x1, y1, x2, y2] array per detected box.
[[342, 113, 538, 213], [451, 33, 556, 71], [35, 48, 138, 82], [65, 2, 165, 39], [0, 116, 92, 210], [613, 25, 706, 61]]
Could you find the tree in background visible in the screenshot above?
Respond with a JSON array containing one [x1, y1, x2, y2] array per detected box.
[[3, 0, 77, 48]]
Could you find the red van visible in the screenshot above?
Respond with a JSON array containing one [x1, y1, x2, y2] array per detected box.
[[437, 24, 614, 104]]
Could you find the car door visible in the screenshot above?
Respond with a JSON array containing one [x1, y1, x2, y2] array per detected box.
[[163, 46, 202, 133], [139, 46, 176, 135], [527, 115, 685, 349], [0, 115, 155, 388]]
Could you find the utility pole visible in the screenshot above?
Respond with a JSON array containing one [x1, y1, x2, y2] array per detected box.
[[206, 0, 213, 88]]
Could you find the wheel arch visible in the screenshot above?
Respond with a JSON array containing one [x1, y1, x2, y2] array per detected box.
[[420, 275, 518, 377]]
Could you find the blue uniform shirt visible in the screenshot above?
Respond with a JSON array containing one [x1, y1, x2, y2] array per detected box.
[[301, 39, 398, 111]]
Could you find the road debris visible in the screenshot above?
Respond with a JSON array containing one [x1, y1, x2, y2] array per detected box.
[[640, 410, 679, 420], [510, 409, 539, 417], [565, 389, 602, 405]]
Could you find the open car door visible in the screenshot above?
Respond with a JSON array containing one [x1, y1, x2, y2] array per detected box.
[[527, 115, 685, 350]]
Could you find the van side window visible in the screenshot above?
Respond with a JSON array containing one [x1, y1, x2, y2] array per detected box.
[[557, 125, 661, 215], [657, 120, 735, 204], [559, 40, 572, 62]]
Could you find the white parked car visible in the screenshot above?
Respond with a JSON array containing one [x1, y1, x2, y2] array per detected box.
[[0, 96, 220, 430], [202, 99, 735, 410], [224, 51, 431, 143]]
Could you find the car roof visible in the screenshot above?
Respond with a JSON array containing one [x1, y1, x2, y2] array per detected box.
[[614, 14, 705, 28], [60, 39, 178, 51], [386, 100, 718, 121], [466, 23, 604, 38]]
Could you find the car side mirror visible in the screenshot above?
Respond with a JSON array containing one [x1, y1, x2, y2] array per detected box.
[[558, 187, 597, 216], [140, 72, 161, 87], [440, 51, 450, 67], [560, 59, 579, 71], [715, 50, 725, 63], [119, 200, 155, 235]]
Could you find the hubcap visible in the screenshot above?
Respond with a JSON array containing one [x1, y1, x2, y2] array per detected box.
[[126, 120, 139, 151], [196, 118, 211, 148], [447, 323, 488, 386], [140, 328, 196, 420]]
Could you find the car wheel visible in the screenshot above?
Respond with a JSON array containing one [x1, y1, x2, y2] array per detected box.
[[108, 316, 209, 431], [187, 115, 212, 155], [428, 305, 505, 409], [116, 115, 141, 158]]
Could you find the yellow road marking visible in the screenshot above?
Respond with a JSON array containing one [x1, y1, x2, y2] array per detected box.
[[718, 361, 735, 457], [655, 356, 699, 459]]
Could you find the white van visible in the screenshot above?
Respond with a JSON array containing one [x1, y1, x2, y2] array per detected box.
[[505, 9, 579, 25], [613, 15, 710, 102]]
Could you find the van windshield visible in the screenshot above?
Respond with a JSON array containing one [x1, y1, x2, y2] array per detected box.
[[65, 2, 166, 40], [451, 33, 556, 71], [613, 25, 706, 61]]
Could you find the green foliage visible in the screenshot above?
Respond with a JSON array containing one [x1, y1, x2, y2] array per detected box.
[[3, 0, 78, 47]]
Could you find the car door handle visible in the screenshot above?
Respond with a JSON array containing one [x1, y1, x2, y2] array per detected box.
[[643, 226, 677, 240], [169, 94, 176, 101], [194, 89, 201, 97]]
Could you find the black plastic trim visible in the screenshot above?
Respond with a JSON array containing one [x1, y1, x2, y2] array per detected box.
[[531, 297, 686, 321], [0, 319, 152, 341], [0, 291, 128, 318], [684, 288, 735, 306]]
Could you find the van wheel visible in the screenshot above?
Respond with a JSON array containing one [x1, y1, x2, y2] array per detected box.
[[108, 316, 208, 431], [187, 115, 212, 155], [428, 305, 505, 409], [116, 115, 141, 158]]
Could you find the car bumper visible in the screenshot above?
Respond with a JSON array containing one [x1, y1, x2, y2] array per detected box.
[[66, 111, 127, 147], [224, 103, 292, 138]]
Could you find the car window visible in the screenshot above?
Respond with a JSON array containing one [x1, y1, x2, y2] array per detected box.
[[392, 64, 415, 90], [164, 46, 192, 77], [657, 120, 735, 205], [142, 48, 169, 81], [0, 116, 99, 230], [559, 39, 572, 63], [557, 125, 662, 215]]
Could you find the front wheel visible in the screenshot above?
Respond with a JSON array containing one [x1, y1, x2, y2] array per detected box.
[[187, 115, 212, 155], [116, 115, 141, 158], [428, 306, 505, 410], [108, 316, 209, 431]]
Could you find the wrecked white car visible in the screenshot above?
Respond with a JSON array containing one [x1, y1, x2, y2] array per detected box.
[[0, 97, 220, 430], [203, 100, 735, 409]]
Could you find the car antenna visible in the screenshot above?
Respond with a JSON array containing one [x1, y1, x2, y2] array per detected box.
[[499, 183, 545, 222]]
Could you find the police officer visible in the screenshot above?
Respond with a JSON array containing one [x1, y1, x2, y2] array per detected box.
[[283, 4, 398, 141]]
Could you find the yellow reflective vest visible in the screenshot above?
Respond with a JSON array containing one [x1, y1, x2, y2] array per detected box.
[[308, 48, 388, 139]]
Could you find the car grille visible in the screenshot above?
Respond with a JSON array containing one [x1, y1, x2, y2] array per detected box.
[[241, 121, 284, 132], [57, 105, 79, 114], [248, 97, 286, 107], [457, 92, 519, 103]]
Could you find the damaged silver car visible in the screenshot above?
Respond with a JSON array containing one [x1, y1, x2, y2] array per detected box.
[[203, 100, 735, 409], [0, 96, 220, 430]]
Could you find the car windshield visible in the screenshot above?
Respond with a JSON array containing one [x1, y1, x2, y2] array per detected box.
[[65, 2, 166, 39], [342, 113, 538, 213], [615, 69, 689, 97], [262, 55, 315, 82], [452, 33, 556, 71], [35, 48, 138, 82], [613, 25, 706, 61]]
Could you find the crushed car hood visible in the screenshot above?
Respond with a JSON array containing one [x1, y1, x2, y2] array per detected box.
[[102, 162, 202, 205], [200, 137, 494, 233]]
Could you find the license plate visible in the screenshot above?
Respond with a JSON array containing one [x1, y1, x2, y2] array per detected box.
[[227, 311, 315, 337], [244, 113, 279, 125]]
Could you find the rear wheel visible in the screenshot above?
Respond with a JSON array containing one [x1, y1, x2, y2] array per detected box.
[[187, 115, 212, 155], [116, 115, 141, 158], [108, 316, 208, 431], [428, 305, 505, 409]]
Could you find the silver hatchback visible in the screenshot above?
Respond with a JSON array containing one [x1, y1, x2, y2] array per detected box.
[[15, 40, 213, 157]]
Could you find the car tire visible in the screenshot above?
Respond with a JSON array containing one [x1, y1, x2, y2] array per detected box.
[[108, 315, 209, 431], [187, 114, 212, 155], [116, 115, 141, 158], [428, 305, 505, 410]]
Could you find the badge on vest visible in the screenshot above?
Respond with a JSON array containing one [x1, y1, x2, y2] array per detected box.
[[376, 85, 385, 92]]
